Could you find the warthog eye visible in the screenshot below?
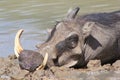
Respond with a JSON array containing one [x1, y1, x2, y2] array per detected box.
[[55, 34, 79, 56], [65, 34, 79, 49]]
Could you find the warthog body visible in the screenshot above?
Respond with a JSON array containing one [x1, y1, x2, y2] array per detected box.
[[37, 7, 120, 68]]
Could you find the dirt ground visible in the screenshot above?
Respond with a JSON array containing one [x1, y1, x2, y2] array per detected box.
[[0, 55, 120, 80]]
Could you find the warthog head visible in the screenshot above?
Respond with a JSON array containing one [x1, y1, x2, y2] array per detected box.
[[36, 7, 94, 68], [14, 29, 48, 72]]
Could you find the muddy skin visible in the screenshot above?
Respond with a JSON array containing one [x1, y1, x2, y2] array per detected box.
[[0, 55, 120, 80]]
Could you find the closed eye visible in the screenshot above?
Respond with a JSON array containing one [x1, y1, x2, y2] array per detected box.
[[65, 34, 79, 49]]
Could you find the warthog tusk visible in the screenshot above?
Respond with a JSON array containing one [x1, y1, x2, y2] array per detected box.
[[36, 53, 48, 70], [14, 29, 24, 58]]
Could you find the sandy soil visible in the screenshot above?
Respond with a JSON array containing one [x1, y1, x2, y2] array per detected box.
[[0, 55, 120, 80]]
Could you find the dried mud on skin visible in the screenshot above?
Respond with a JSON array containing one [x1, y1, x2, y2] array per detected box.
[[0, 55, 120, 80]]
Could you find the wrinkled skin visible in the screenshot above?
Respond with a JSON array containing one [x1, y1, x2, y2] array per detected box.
[[37, 7, 120, 68]]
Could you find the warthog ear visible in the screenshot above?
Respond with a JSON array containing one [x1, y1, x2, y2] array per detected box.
[[82, 22, 95, 38], [66, 7, 80, 20]]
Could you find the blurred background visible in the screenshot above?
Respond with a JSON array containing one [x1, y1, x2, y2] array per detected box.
[[0, 0, 120, 57]]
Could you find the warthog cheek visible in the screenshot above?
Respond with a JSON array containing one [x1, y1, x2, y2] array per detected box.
[[72, 45, 82, 54]]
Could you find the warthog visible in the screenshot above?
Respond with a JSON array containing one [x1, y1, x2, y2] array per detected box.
[[14, 29, 48, 72], [36, 7, 120, 68]]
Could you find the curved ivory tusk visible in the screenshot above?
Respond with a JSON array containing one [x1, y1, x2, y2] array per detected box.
[[14, 29, 24, 58], [36, 53, 48, 70]]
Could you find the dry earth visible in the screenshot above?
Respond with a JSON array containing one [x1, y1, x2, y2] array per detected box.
[[0, 55, 120, 80]]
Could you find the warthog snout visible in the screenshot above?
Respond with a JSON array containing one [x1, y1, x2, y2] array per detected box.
[[14, 29, 48, 72]]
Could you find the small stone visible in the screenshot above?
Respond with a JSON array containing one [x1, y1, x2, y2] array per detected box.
[[102, 64, 112, 71], [32, 70, 45, 79], [87, 60, 101, 68], [86, 76, 99, 80], [8, 54, 17, 60], [105, 77, 120, 80], [10, 70, 29, 80], [112, 60, 120, 70], [41, 76, 59, 80], [0, 75, 11, 80]]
